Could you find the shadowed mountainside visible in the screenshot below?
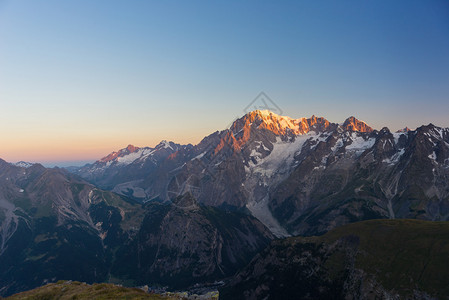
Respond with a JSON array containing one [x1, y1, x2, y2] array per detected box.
[[0, 160, 272, 297], [220, 219, 449, 300]]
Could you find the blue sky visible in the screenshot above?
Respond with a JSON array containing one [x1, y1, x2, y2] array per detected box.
[[0, 0, 448, 165]]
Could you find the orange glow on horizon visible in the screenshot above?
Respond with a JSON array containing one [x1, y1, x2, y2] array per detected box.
[[0, 133, 205, 164]]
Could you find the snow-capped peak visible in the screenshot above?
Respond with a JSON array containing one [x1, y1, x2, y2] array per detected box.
[[14, 161, 34, 168], [99, 145, 140, 163], [94, 141, 181, 168], [156, 140, 174, 150], [123, 144, 139, 153], [232, 110, 331, 136]]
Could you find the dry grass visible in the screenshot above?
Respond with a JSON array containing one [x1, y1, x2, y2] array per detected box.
[[5, 281, 177, 300]]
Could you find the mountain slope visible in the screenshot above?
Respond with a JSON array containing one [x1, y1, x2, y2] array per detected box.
[[162, 113, 449, 236], [73, 141, 192, 200], [220, 219, 449, 300], [0, 160, 272, 296], [0, 159, 145, 296], [112, 193, 273, 289], [270, 123, 449, 235]]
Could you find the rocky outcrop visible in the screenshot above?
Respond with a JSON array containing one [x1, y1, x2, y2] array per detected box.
[[342, 116, 373, 132]]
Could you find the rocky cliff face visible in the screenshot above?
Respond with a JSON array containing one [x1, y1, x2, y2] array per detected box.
[[220, 219, 449, 300], [342, 116, 373, 132], [113, 193, 273, 289]]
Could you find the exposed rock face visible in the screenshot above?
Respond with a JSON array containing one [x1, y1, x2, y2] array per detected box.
[[220, 219, 449, 300], [0, 160, 101, 229], [342, 116, 373, 132], [397, 127, 412, 133], [113, 193, 273, 288]]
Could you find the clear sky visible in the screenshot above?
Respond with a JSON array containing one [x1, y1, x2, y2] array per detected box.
[[1, 0, 448, 166]]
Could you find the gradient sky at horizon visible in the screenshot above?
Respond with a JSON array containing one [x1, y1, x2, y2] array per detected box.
[[1, 0, 448, 166]]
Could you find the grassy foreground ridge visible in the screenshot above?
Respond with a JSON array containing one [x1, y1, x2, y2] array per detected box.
[[4, 281, 171, 300]]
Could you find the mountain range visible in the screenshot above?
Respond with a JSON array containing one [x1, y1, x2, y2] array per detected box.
[[1, 110, 449, 298], [74, 110, 449, 236]]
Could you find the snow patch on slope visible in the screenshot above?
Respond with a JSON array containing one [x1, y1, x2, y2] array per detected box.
[[246, 195, 290, 238], [249, 135, 311, 177], [428, 151, 437, 161], [244, 134, 314, 238], [117, 148, 154, 165], [14, 161, 34, 168], [392, 132, 404, 145], [383, 149, 405, 164], [346, 133, 375, 151], [158, 140, 173, 150]]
